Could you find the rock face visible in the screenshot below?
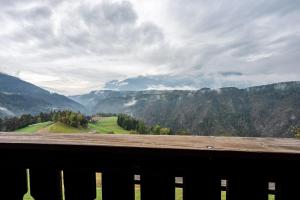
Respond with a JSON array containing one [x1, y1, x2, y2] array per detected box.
[[72, 82, 300, 137], [0, 73, 85, 117]]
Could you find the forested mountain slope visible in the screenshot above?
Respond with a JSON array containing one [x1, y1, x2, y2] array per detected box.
[[72, 82, 300, 137], [0, 73, 85, 117]]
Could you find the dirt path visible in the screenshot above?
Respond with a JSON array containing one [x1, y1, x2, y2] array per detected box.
[[36, 123, 53, 133]]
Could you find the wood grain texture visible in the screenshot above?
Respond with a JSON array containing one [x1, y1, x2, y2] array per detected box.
[[0, 133, 299, 200], [0, 133, 300, 154]]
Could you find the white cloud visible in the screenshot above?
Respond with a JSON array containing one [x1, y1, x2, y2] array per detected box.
[[0, 106, 15, 116], [124, 98, 137, 107], [146, 84, 197, 91], [0, 0, 299, 94]]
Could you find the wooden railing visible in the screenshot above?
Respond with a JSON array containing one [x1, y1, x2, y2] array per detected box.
[[0, 133, 300, 200]]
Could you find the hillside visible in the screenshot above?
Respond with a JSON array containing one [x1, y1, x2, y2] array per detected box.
[[72, 82, 300, 137], [16, 117, 130, 134], [16, 122, 53, 133], [0, 73, 85, 117], [88, 117, 130, 134]]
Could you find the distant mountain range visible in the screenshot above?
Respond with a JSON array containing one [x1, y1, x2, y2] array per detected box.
[[72, 82, 300, 137], [103, 73, 250, 91], [0, 73, 85, 117], [1, 72, 300, 137]]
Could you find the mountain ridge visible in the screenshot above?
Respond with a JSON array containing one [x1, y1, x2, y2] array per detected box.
[[72, 81, 300, 137], [0, 73, 85, 117], [1, 72, 299, 138], [103, 73, 251, 91]]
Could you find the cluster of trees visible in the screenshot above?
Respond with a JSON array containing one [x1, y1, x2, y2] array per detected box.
[[52, 111, 88, 128], [0, 111, 89, 132], [290, 126, 300, 138], [0, 112, 52, 132], [117, 114, 172, 135]]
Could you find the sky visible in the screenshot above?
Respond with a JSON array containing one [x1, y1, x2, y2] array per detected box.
[[0, 0, 299, 95]]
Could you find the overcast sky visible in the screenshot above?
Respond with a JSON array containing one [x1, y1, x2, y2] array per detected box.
[[0, 0, 299, 95]]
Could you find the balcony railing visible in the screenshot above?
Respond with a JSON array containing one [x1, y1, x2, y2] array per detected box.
[[0, 133, 300, 200]]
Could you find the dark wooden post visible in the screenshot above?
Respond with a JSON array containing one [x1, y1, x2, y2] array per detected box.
[[102, 169, 134, 200], [63, 169, 96, 200], [227, 174, 268, 200], [183, 172, 220, 200], [141, 172, 175, 200], [30, 169, 62, 200], [0, 168, 27, 199], [276, 174, 300, 200]]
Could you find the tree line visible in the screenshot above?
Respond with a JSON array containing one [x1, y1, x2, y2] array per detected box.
[[0, 112, 52, 132], [117, 114, 172, 135], [0, 111, 88, 132], [52, 110, 88, 128]]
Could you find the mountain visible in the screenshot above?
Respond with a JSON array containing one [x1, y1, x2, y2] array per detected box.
[[72, 82, 300, 137], [103, 73, 250, 91], [0, 73, 85, 117]]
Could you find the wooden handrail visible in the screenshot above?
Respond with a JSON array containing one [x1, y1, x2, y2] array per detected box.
[[1, 133, 300, 154], [0, 133, 299, 200]]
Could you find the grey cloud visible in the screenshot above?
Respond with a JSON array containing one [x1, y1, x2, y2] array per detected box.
[[1, 0, 165, 60], [4, 6, 52, 20], [138, 23, 164, 44], [23, 6, 52, 20], [0, 0, 299, 94], [163, 0, 300, 76], [81, 1, 137, 26], [54, 1, 163, 55], [170, 0, 300, 35]]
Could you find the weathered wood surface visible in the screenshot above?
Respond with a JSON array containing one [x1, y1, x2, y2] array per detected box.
[[0, 133, 298, 199], [0, 133, 300, 154]]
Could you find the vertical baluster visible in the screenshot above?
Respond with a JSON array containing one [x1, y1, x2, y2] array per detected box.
[[102, 169, 134, 200], [227, 174, 267, 200], [276, 175, 300, 200], [141, 172, 175, 200], [63, 169, 96, 200], [0, 168, 27, 199], [30, 168, 62, 200], [183, 172, 220, 200]]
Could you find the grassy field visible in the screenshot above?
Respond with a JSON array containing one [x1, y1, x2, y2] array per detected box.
[[23, 189, 274, 200], [23, 187, 187, 200], [88, 116, 131, 134], [47, 122, 88, 133], [16, 116, 130, 134], [16, 122, 53, 133]]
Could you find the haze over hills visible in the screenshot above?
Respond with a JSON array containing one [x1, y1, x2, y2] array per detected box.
[[0, 73, 85, 117], [0, 0, 299, 139], [1, 73, 299, 137], [103, 73, 251, 91], [72, 81, 300, 138]]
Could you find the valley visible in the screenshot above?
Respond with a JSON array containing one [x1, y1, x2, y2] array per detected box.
[[1, 72, 300, 138]]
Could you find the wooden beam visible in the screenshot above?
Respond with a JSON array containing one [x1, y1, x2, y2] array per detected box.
[[0, 133, 300, 155]]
